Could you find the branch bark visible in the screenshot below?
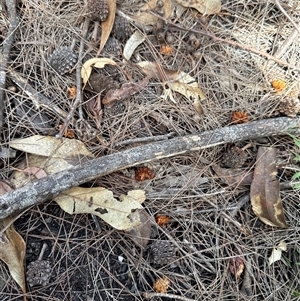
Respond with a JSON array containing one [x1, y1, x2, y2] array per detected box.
[[0, 117, 299, 219], [0, 0, 18, 129]]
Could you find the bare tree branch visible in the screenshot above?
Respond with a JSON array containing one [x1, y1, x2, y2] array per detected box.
[[0, 116, 299, 219], [0, 0, 19, 129]]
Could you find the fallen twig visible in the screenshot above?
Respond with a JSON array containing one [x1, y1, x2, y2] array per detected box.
[[143, 292, 196, 301], [0, 117, 299, 219], [57, 18, 90, 139], [0, 0, 19, 129], [119, 10, 300, 71], [273, 0, 300, 34], [8, 69, 68, 119]]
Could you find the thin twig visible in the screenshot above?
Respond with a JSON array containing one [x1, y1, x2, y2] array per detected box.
[[0, 0, 19, 129], [0, 116, 299, 219], [37, 243, 48, 261], [143, 292, 196, 301], [273, 0, 300, 34], [8, 68, 100, 138], [8, 69, 68, 119], [121, 9, 300, 71], [115, 132, 176, 147], [204, 198, 251, 235], [57, 18, 90, 139]]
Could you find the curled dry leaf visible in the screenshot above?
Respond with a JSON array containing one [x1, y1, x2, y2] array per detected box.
[[174, 0, 221, 15], [81, 58, 117, 84], [102, 76, 150, 106], [250, 147, 287, 228], [0, 216, 26, 295], [97, 0, 117, 55], [55, 187, 146, 230], [138, 61, 205, 114], [153, 276, 170, 293], [123, 30, 145, 60], [133, 0, 172, 25], [268, 240, 287, 266]]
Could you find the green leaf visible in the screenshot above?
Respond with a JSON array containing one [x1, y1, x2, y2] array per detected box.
[[290, 134, 300, 148], [294, 138, 300, 149], [293, 183, 300, 190], [293, 152, 300, 162], [292, 171, 300, 180]]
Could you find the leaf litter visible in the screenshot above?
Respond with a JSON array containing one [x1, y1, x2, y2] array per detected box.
[[2, 0, 300, 300], [250, 147, 287, 228]]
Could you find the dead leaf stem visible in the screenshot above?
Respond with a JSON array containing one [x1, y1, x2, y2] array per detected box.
[[0, 117, 299, 219]]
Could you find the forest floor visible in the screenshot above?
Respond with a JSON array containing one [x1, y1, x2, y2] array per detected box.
[[0, 0, 300, 300]]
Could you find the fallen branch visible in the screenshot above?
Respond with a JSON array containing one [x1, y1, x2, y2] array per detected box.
[[0, 0, 19, 129], [0, 117, 299, 219]]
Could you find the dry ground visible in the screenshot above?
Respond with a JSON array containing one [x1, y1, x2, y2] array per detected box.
[[1, 0, 300, 300]]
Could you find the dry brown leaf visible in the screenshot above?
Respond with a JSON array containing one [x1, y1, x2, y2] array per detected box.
[[9, 136, 94, 188], [81, 58, 117, 84], [138, 61, 205, 114], [0, 180, 13, 194], [250, 147, 287, 228], [0, 217, 26, 295], [102, 76, 150, 106], [212, 164, 253, 187], [55, 187, 146, 230], [97, 0, 117, 56], [22, 166, 48, 179], [167, 71, 205, 114], [268, 240, 287, 265], [9, 135, 93, 159], [124, 210, 153, 248], [174, 0, 221, 15], [134, 0, 172, 25], [123, 30, 145, 60]]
